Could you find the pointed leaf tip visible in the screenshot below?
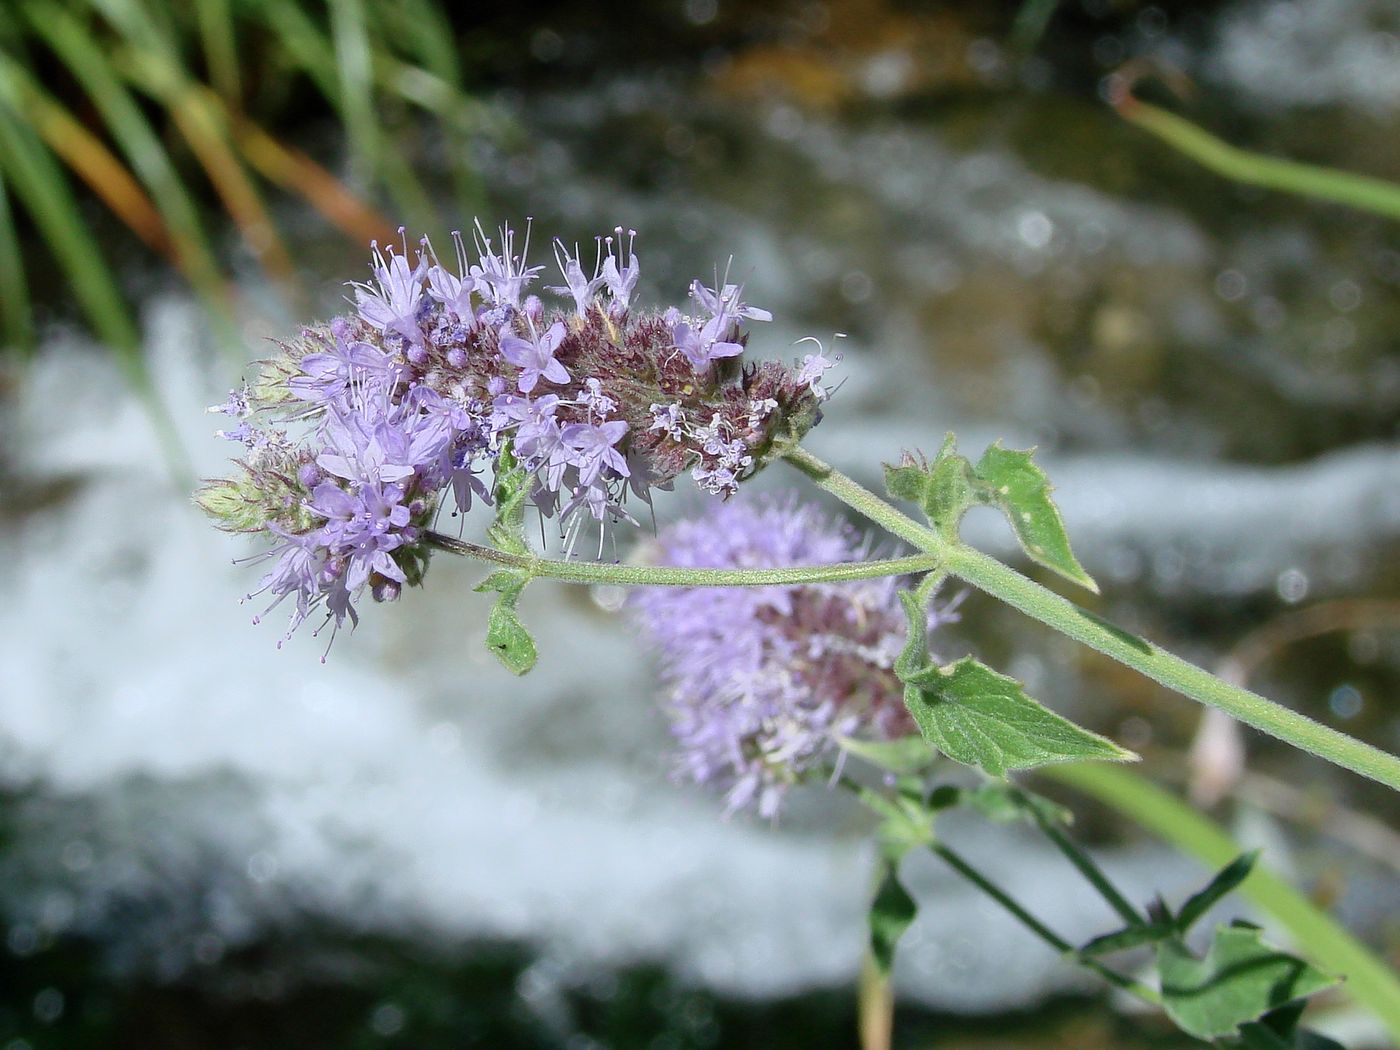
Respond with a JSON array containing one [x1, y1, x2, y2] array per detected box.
[[903, 657, 1135, 778], [972, 444, 1097, 592]]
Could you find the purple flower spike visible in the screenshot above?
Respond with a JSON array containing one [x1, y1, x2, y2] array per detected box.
[[500, 320, 570, 393], [602, 228, 640, 309], [289, 320, 402, 406], [426, 230, 478, 323], [561, 419, 630, 485], [201, 219, 840, 654], [549, 239, 605, 314], [471, 219, 545, 309], [630, 496, 953, 818], [672, 315, 744, 371], [690, 279, 772, 323], [354, 235, 427, 345]]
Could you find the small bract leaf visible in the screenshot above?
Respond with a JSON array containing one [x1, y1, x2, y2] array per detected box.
[[903, 657, 1135, 778], [972, 444, 1097, 592], [884, 454, 929, 503], [475, 569, 538, 675], [894, 590, 930, 681], [869, 858, 918, 975], [1157, 924, 1339, 1040], [1176, 851, 1261, 934], [966, 783, 1073, 827], [923, 440, 977, 540], [838, 734, 938, 775]]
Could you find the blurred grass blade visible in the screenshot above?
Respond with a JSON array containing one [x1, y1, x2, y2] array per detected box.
[[328, 0, 376, 182], [231, 115, 396, 247], [1010, 0, 1060, 53], [23, 2, 238, 343], [0, 100, 141, 366], [1117, 95, 1400, 222], [251, 0, 449, 227], [371, 0, 461, 86], [0, 99, 187, 478], [0, 56, 168, 253], [0, 169, 33, 353], [114, 45, 301, 297], [327, 0, 439, 231], [1044, 763, 1400, 1041], [193, 0, 240, 104]]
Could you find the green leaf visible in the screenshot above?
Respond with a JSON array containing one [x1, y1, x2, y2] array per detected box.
[[869, 859, 918, 976], [475, 570, 537, 676], [884, 452, 929, 503], [837, 734, 937, 775], [883, 436, 978, 541], [1231, 1001, 1347, 1049], [1176, 851, 1261, 934], [1156, 924, 1339, 1040], [902, 657, 1135, 778], [894, 590, 929, 681], [1079, 921, 1176, 957], [972, 444, 1097, 592], [923, 436, 977, 539]]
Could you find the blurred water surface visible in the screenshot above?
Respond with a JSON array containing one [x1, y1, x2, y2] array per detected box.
[[2, 1, 1399, 1047]]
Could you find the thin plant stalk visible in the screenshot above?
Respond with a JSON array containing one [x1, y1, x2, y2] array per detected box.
[[780, 445, 1400, 794]]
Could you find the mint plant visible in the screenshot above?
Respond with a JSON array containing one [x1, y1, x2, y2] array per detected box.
[[199, 221, 1400, 1046]]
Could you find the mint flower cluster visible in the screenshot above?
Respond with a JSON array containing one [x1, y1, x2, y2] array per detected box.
[[198, 222, 835, 642], [630, 497, 955, 818]]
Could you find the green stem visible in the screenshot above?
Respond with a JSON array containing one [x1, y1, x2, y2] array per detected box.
[[1034, 815, 1145, 928], [1119, 98, 1400, 223], [930, 841, 1161, 1005], [782, 447, 1400, 793], [424, 531, 942, 588]]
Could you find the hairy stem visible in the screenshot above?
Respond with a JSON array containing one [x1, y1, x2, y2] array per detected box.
[[424, 530, 942, 588], [782, 447, 1400, 793]]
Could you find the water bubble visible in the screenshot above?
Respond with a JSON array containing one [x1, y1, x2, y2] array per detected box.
[[1214, 269, 1248, 302], [60, 841, 93, 873], [246, 852, 278, 884], [428, 721, 461, 755], [1329, 279, 1362, 312], [1348, 631, 1380, 665], [684, 0, 718, 25], [1017, 211, 1053, 250], [839, 270, 873, 303], [1275, 567, 1309, 604], [32, 988, 63, 1025], [966, 38, 1004, 78], [7, 925, 37, 957], [193, 933, 225, 966], [1118, 716, 1153, 750], [1328, 684, 1363, 720], [529, 29, 564, 64], [370, 1002, 405, 1036]]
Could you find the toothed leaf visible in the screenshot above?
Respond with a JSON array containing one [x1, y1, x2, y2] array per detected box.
[[903, 657, 1135, 778], [475, 570, 538, 675], [1157, 924, 1339, 1040], [972, 444, 1097, 592]]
